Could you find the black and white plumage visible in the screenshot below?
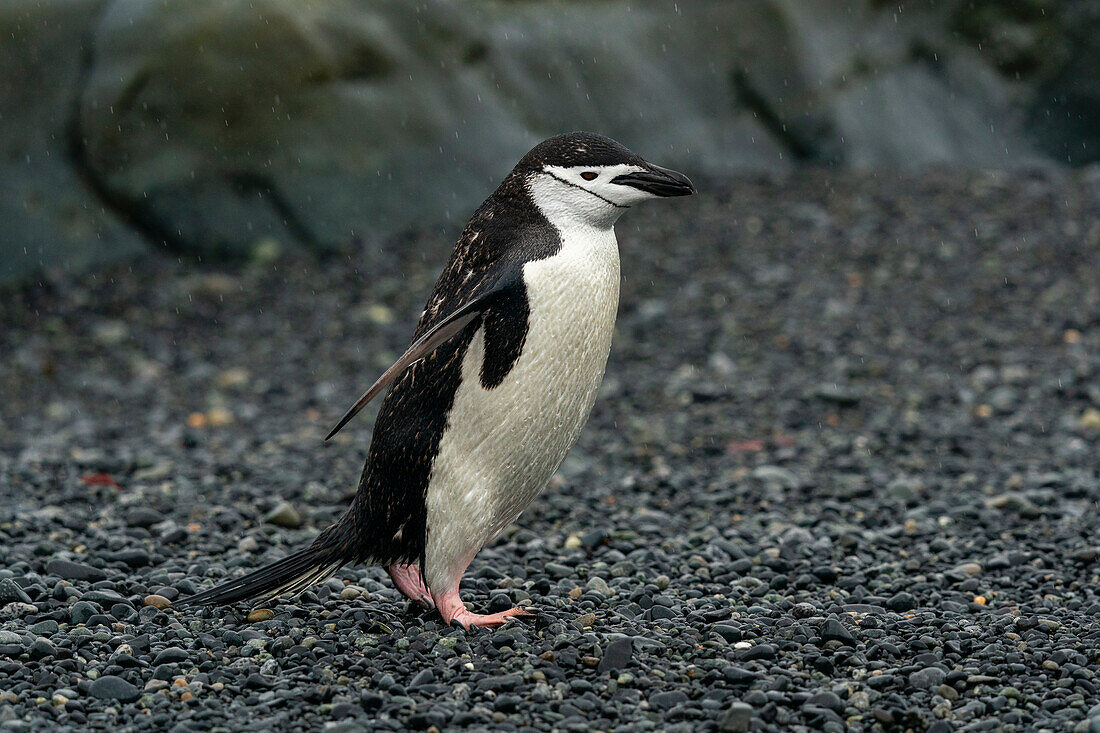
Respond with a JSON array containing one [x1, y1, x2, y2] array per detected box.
[[179, 132, 694, 627]]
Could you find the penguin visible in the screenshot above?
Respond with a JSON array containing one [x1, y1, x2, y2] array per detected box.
[[179, 132, 695, 628]]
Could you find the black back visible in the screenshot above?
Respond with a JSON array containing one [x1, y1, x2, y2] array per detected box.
[[328, 133, 639, 568]]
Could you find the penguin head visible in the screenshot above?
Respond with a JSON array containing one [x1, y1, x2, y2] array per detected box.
[[517, 132, 695, 228]]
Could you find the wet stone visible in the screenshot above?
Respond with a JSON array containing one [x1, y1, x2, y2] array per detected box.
[[0, 579, 31, 605], [90, 675, 140, 703], [650, 690, 690, 710], [720, 701, 754, 732], [821, 619, 856, 646], [69, 601, 100, 625], [45, 560, 107, 582], [909, 667, 947, 689], [597, 637, 633, 673]]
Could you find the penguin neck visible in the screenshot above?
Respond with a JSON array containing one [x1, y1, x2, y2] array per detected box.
[[524, 173, 626, 233]]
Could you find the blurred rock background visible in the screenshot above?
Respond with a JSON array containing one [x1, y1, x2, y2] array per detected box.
[[2, 0, 1096, 283]]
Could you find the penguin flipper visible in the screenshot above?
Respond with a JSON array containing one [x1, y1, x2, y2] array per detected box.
[[324, 280, 511, 441]]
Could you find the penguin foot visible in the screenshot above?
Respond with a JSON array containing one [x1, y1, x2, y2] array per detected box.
[[387, 564, 434, 608], [432, 591, 533, 629]]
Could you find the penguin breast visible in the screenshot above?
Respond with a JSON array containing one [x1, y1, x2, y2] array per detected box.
[[422, 227, 620, 589]]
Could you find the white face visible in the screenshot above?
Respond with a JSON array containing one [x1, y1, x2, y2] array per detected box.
[[527, 164, 658, 230]]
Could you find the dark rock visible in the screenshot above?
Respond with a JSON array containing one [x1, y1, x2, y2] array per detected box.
[[886, 592, 917, 611], [80, 590, 127, 605], [712, 624, 742, 642], [807, 690, 843, 711], [581, 529, 610, 550], [737, 643, 776, 661], [126, 507, 165, 528], [69, 601, 100, 625], [152, 647, 189, 665], [408, 669, 434, 688], [719, 702, 754, 732], [821, 619, 857, 646], [28, 620, 58, 635], [0, 579, 31, 605], [650, 690, 690, 710], [29, 639, 56, 660], [597, 638, 633, 673], [0, 644, 25, 658], [244, 673, 274, 689], [475, 674, 522, 692], [104, 548, 151, 568], [544, 563, 572, 580], [909, 667, 947, 689], [46, 560, 107, 582], [90, 675, 140, 703], [647, 605, 677, 621], [722, 667, 759, 686]]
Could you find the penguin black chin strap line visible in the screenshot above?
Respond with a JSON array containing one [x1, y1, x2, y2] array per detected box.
[[541, 171, 630, 209]]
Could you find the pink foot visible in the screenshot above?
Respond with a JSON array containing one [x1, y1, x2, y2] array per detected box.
[[387, 564, 434, 608], [432, 590, 533, 629]]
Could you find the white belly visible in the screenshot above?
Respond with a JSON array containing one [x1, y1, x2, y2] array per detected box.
[[424, 228, 620, 591]]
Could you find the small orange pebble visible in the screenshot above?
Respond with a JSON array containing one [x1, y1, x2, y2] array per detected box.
[[569, 587, 583, 600], [180, 692, 193, 702], [846, 272, 864, 288], [187, 523, 202, 532], [1064, 329, 1082, 344], [826, 413, 840, 427], [173, 678, 188, 687], [186, 412, 207, 428], [973, 596, 987, 605], [974, 404, 993, 418]]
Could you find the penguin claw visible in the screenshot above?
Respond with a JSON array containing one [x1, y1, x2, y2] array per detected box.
[[432, 589, 534, 629], [448, 606, 534, 630]]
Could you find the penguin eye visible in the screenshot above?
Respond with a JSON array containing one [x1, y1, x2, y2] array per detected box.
[[580, 171, 598, 181]]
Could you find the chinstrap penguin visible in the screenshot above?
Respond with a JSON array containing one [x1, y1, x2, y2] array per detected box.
[[179, 132, 695, 628]]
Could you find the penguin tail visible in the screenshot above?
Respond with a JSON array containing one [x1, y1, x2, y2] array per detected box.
[[177, 529, 350, 609]]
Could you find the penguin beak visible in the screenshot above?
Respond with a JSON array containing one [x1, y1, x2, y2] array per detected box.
[[612, 164, 696, 197]]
